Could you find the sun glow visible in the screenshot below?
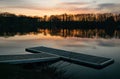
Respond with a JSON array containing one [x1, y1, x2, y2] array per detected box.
[[0, 0, 120, 16]]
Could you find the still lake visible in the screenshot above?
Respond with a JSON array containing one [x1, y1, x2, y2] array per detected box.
[[0, 29, 120, 79]]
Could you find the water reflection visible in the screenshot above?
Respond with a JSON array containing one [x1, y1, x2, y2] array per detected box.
[[0, 27, 120, 79], [0, 28, 120, 39], [0, 61, 69, 79], [38, 29, 120, 38]]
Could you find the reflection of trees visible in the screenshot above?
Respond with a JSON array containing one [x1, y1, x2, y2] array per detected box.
[[0, 62, 69, 79], [0, 27, 120, 39], [38, 29, 120, 39]]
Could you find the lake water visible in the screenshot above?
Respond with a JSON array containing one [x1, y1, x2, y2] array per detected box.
[[0, 29, 120, 79]]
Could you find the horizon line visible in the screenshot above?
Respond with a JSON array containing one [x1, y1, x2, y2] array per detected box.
[[0, 11, 120, 17]]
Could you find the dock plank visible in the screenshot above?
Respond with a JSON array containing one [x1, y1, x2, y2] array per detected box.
[[26, 46, 114, 69], [0, 53, 60, 64]]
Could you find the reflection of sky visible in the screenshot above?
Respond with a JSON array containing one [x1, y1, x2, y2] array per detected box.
[[0, 33, 120, 56], [0, 28, 120, 79], [0, 0, 120, 16]]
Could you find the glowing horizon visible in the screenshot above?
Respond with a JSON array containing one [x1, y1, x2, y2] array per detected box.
[[0, 0, 120, 16]]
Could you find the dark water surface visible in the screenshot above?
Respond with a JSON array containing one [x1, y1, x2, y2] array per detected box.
[[0, 29, 120, 79]]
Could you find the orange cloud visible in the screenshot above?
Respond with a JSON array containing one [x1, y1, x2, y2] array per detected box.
[[0, 0, 120, 16]]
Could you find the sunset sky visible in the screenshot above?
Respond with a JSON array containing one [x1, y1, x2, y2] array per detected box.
[[0, 0, 120, 16]]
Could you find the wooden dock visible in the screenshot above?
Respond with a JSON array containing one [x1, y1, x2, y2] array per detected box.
[[26, 46, 114, 69], [0, 53, 60, 64]]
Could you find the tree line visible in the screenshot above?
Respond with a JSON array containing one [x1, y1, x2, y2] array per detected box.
[[0, 12, 120, 31]]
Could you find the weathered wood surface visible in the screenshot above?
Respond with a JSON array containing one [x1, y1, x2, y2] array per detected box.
[[0, 53, 60, 64], [26, 46, 114, 69]]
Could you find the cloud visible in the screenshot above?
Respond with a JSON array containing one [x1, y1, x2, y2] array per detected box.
[[97, 3, 120, 13], [0, 1, 100, 14], [97, 41, 120, 47], [0, 0, 25, 4], [0, 0, 27, 6], [59, 2, 89, 5], [0, 0, 120, 16], [98, 3, 120, 8], [0, 6, 52, 11], [56, 1, 93, 11]]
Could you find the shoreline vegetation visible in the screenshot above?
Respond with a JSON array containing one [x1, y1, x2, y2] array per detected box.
[[0, 12, 120, 38]]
